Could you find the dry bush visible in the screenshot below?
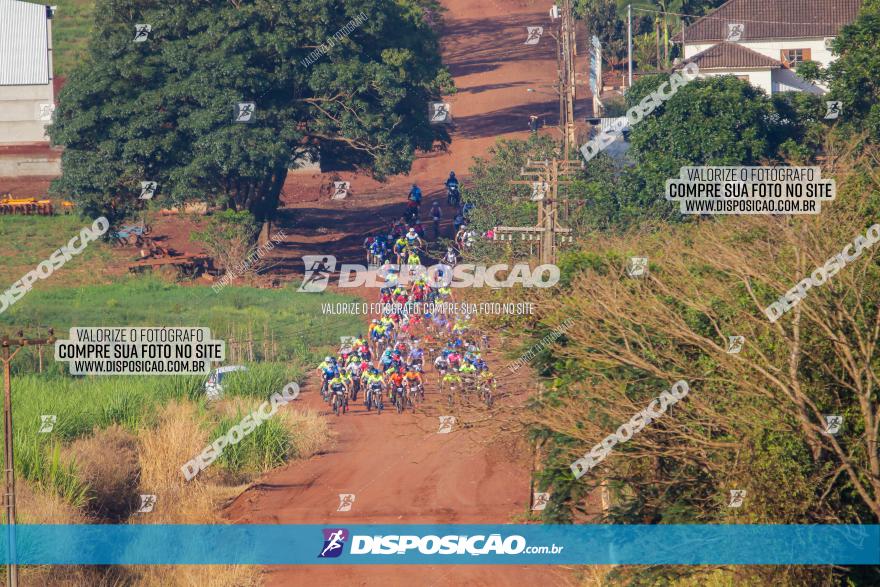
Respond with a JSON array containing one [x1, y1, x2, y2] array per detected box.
[[278, 407, 332, 459], [17, 477, 88, 525], [217, 396, 333, 460], [65, 424, 141, 521], [127, 401, 261, 587], [16, 480, 134, 586]]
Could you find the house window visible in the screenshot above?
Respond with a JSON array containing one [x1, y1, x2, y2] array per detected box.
[[781, 48, 811, 67]]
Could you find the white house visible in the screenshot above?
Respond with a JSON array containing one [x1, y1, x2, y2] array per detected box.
[[0, 0, 55, 145], [675, 0, 862, 95]]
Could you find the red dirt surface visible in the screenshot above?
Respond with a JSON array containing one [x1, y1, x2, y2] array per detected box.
[[223, 1, 585, 585], [0, 176, 54, 198]]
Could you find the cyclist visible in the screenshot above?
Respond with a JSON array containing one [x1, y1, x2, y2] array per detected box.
[[404, 368, 424, 403], [363, 368, 385, 411], [328, 374, 348, 412], [345, 358, 361, 400], [434, 353, 450, 378], [405, 228, 423, 251], [446, 172, 461, 206], [430, 201, 442, 239], [442, 370, 462, 403], [442, 247, 458, 266], [409, 345, 424, 370], [318, 356, 338, 400], [447, 349, 462, 371], [379, 348, 395, 371], [445, 171, 459, 191], [370, 322, 386, 353], [406, 250, 421, 270], [407, 184, 422, 221], [387, 368, 405, 402], [478, 368, 496, 406], [459, 360, 477, 393], [393, 236, 408, 265], [369, 237, 386, 265], [363, 236, 375, 264]]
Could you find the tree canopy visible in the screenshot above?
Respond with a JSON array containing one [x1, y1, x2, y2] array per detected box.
[[49, 0, 452, 223]]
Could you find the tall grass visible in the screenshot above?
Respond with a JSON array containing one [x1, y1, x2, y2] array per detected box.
[[1, 276, 363, 370], [213, 413, 293, 480], [50, 0, 97, 78]]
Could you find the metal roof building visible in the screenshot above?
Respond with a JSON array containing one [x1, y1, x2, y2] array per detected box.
[[0, 0, 55, 145]]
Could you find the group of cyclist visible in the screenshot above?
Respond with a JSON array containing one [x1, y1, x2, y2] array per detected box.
[[315, 264, 498, 415], [363, 172, 481, 269]]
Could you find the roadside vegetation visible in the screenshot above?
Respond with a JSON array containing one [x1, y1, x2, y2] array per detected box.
[[1, 218, 360, 585], [465, 2, 880, 585]]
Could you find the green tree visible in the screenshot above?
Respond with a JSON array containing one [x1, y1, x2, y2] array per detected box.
[[621, 75, 787, 220], [825, 0, 880, 140], [49, 0, 452, 225]]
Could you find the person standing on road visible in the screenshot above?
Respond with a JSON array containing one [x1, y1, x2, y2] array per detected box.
[[529, 115, 539, 134], [431, 201, 442, 239]]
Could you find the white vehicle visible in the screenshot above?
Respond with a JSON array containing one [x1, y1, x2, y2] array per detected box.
[[204, 365, 247, 400]]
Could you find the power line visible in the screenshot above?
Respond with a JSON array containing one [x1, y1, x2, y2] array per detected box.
[[631, 6, 842, 27]]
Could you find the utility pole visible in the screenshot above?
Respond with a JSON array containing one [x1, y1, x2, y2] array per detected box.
[[557, 0, 577, 155], [627, 4, 633, 88], [1, 330, 55, 587], [496, 158, 580, 265]]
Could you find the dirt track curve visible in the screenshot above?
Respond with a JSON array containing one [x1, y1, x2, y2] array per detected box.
[[224, 1, 576, 585]]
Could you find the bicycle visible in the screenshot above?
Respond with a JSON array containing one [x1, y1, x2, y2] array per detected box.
[[393, 384, 407, 414], [330, 387, 348, 416], [478, 379, 495, 408], [366, 382, 384, 414], [409, 381, 424, 408]]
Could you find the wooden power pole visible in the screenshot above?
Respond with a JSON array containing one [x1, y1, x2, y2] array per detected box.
[[1, 331, 55, 587], [558, 0, 577, 155], [496, 158, 581, 265]]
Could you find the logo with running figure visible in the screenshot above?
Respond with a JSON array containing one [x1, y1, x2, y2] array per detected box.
[[318, 528, 350, 558], [299, 255, 337, 292]]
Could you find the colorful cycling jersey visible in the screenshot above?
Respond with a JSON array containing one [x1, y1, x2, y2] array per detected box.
[[443, 373, 462, 383]]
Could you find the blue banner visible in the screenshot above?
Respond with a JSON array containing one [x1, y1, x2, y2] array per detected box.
[[0, 525, 876, 565]]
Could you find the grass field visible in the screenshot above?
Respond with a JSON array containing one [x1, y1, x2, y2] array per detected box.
[[0, 276, 363, 370], [1, 215, 363, 526], [0, 215, 117, 288], [51, 0, 96, 78]]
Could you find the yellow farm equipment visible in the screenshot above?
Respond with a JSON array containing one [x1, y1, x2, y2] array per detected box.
[[0, 194, 55, 215], [0, 194, 74, 215]]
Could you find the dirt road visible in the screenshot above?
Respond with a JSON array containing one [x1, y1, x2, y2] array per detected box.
[[225, 1, 576, 585]]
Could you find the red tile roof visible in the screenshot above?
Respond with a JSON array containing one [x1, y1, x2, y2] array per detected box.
[[679, 41, 782, 70], [677, 0, 862, 43]]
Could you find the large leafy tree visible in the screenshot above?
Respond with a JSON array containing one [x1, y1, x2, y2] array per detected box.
[[825, 0, 880, 141], [50, 0, 452, 223], [619, 75, 788, 220]]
